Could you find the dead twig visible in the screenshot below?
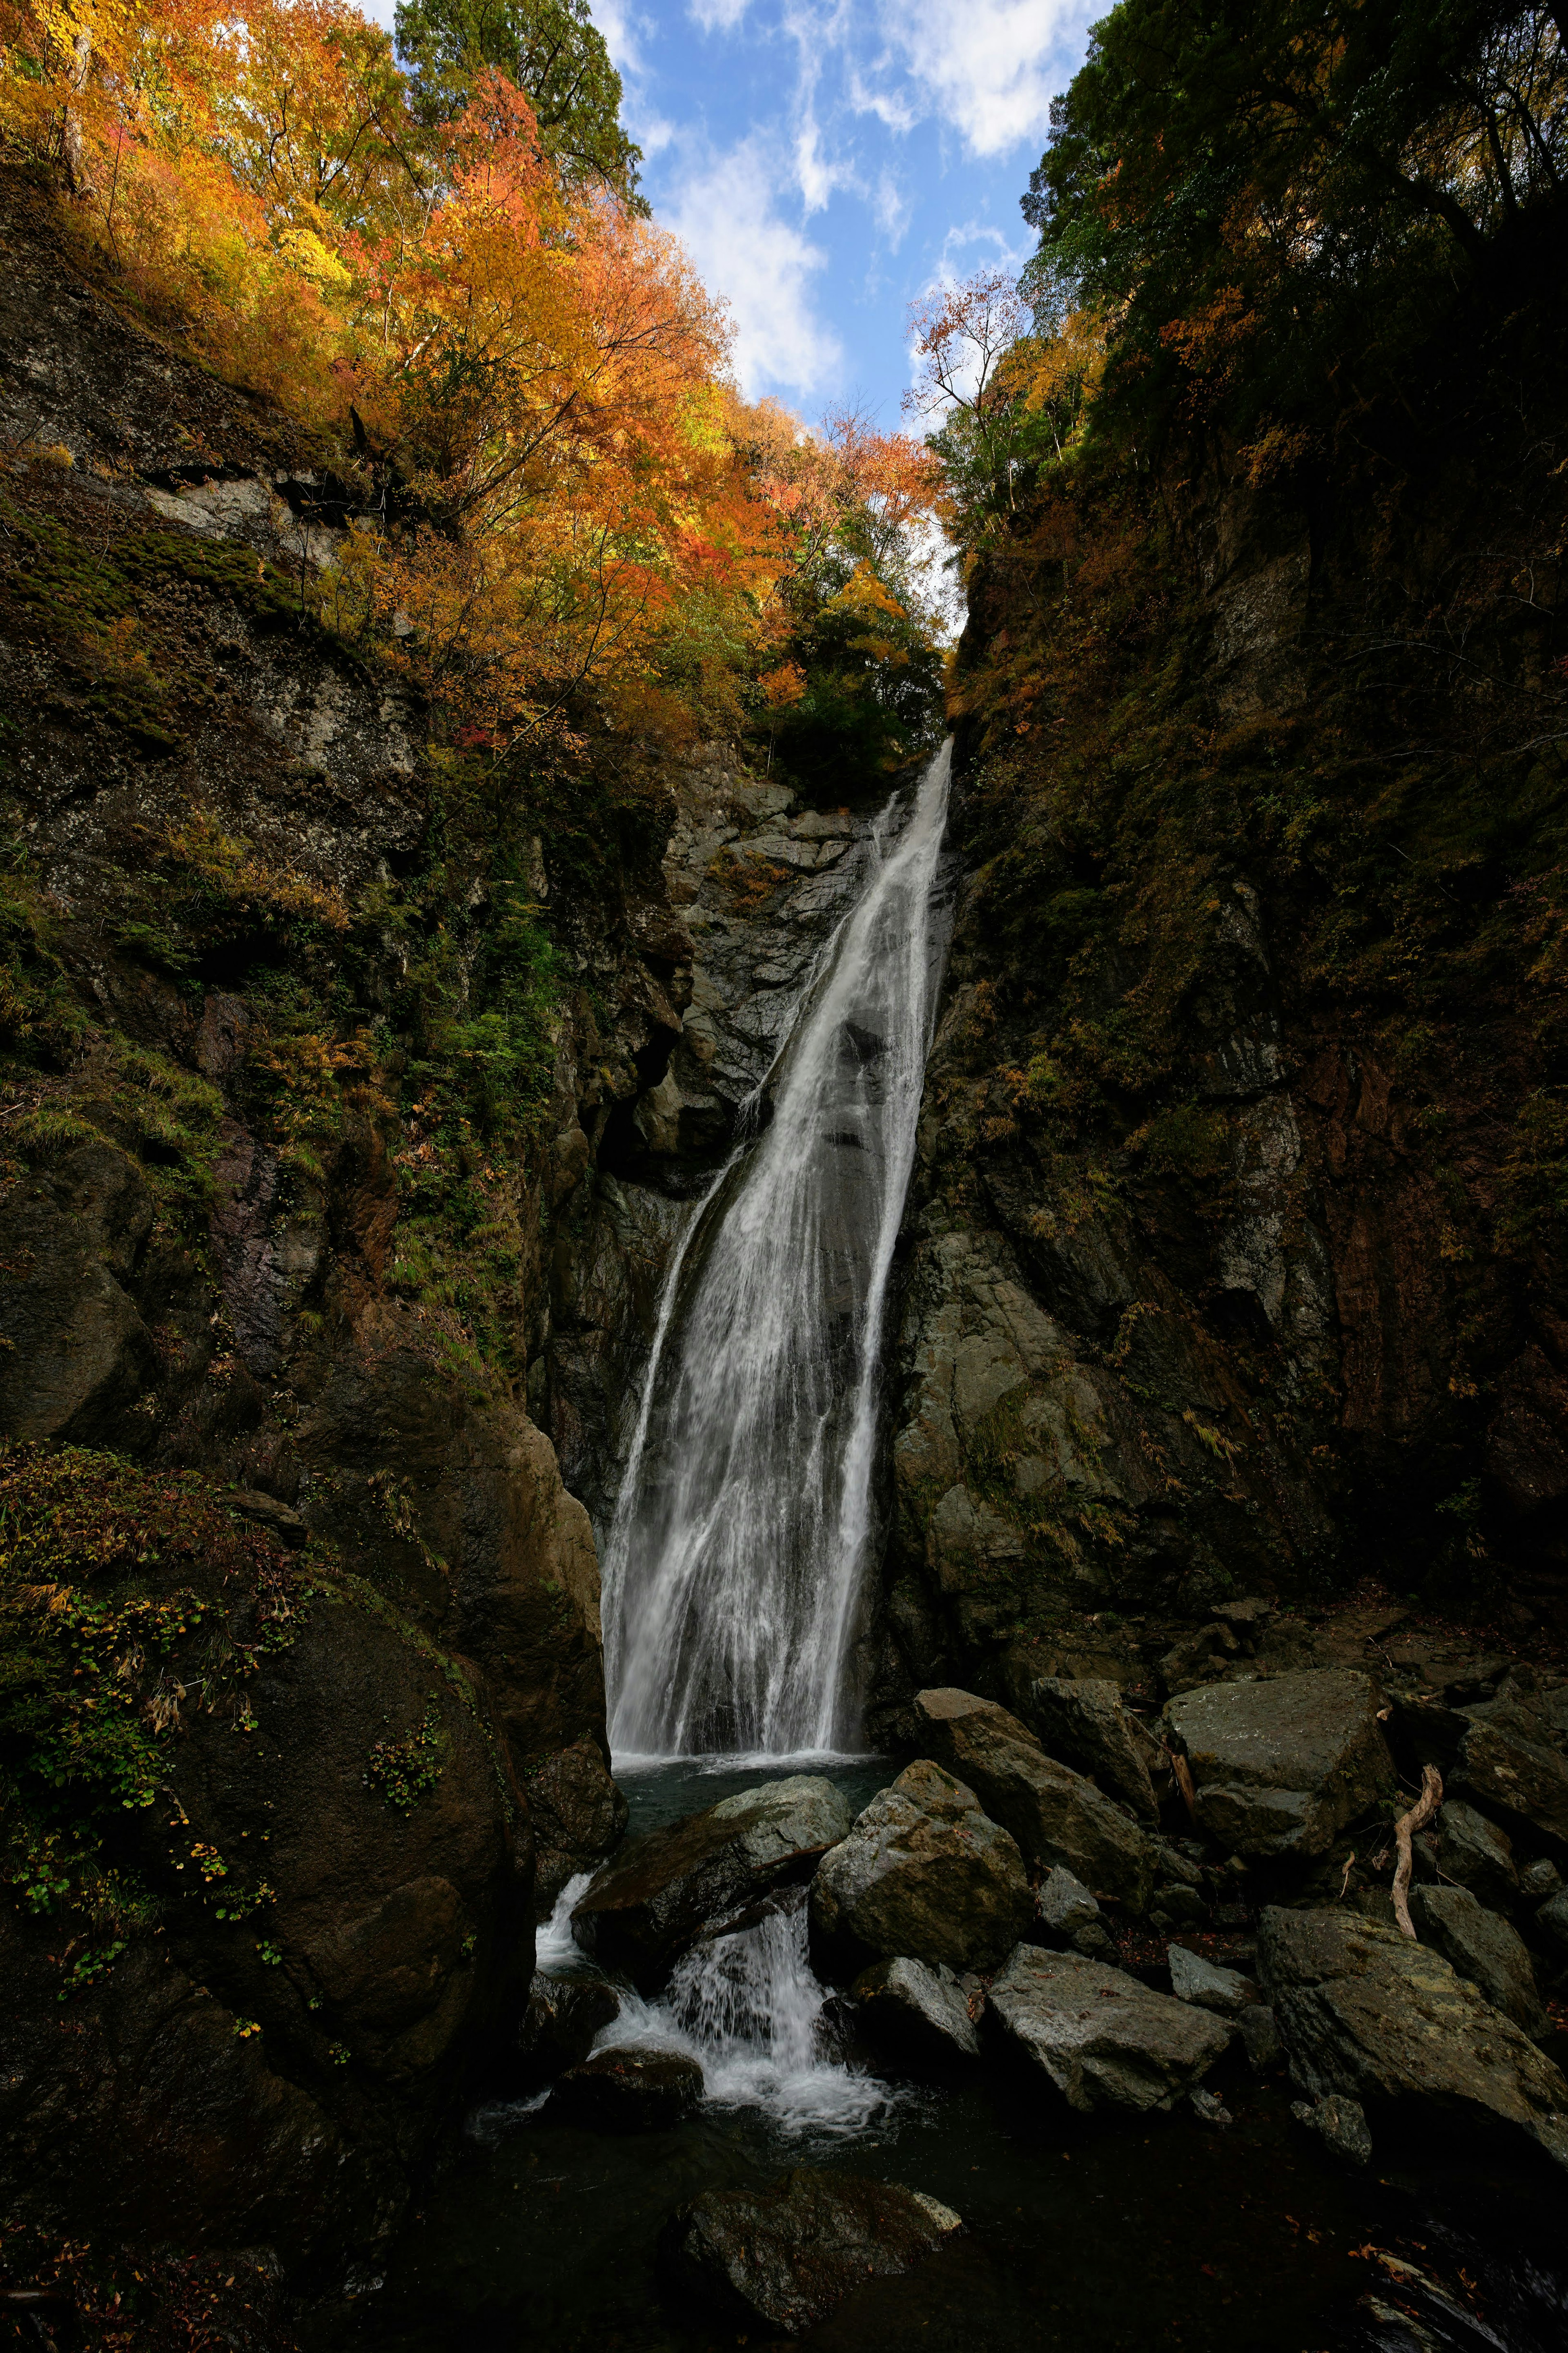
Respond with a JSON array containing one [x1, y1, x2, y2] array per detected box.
[[1392, 1765, 1443, 1938], [1339, 1852, 1356, 1900]]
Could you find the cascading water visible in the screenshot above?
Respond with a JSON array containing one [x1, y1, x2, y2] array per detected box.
[[602, 741, 954, 1762]]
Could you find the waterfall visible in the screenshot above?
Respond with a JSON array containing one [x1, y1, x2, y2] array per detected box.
[[607, 1892, 890, 2137], [601, 742, 953, 1761]]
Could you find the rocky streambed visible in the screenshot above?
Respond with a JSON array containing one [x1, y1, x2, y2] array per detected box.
[[319, 1656, 1568, 2353]]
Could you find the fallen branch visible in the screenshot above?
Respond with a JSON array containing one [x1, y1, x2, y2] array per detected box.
[[1392, 1764, 1443, 1938]]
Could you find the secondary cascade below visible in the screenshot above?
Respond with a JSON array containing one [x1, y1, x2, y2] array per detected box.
[[601, 741, 954, 1762]]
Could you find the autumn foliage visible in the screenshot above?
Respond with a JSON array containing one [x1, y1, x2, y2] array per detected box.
[[0, 0, 940, 767]]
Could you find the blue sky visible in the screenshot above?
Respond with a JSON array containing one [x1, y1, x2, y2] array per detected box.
[[364, 0, 1098, 430]]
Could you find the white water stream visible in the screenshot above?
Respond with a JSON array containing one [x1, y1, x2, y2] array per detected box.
[[601, 742, 954, 1762]]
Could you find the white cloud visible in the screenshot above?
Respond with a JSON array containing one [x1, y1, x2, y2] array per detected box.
[[872, 169, 909, 246], [665, 138, 843, 398], [872, 0, 1091, 158], [687, 0, 753, 31]]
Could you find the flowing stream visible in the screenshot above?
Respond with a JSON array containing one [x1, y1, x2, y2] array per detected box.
[[601, 740, 955, 1762]]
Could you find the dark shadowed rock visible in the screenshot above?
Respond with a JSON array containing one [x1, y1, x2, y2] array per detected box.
[[1539, 1887, 1568, 1960], [1258, 1907, 1568, 2172], [1410, 1885, 1546, 2038], [659, 2168, 961, 2335], [509, 1974, 621, 2090], [913, 1689, 1156, 1910], [1293, 2092, 1373, 2167], [1165, 1671, 1393, 1859], [527, 1740, 628, 1919], [573, 1777, 852, 1987], [809, 1760, 1031, 1975], [1168, 1945, 1259, 2017], [1013, 1676, 1160, 1821], [987, 1944, 1232, 2113], [548, 2045, 703, 2131], [851, 1957, 980, 2065], [1239, 2003, 1284, 2072], [1434, 1800, 1519, 1914]]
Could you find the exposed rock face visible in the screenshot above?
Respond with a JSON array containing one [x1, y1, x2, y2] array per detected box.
[[987, 1945, 1233, 2113], [1014, 1675, 1160, 1822], [659, 2168, 962, 2335], [548, 2046, 704, 2131], [851, 1957, 982, 2065], [1410, 1885, 1546, 2039], [573, 1778, 852, 1987], [913, 1688, 1156, 1909], [525, 1741, 630, 1920], [808, 1760, 1031, 1974], [1165, 1672, 1393, 1858], [1258, 1908, 1568, 2171]]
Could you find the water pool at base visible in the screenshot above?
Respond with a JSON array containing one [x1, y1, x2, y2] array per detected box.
[[322, 1763, 1567, 2353]]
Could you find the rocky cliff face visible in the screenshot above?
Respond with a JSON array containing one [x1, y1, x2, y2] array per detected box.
[[869, 306, 1568, 1725]]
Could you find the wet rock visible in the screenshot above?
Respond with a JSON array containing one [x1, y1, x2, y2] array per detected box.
[[1168, 1945, 1259, 2018], [526, 1740, 629, 1920], [1013, 1676, 1160, 1822], [810, 1760, 1031, 1975], [1454, 1705, 1568, 1853], [1434, 1800, 1519, 1914], [659, 2167, 962, 2335], [510, 1974, 621, 2090], [1149, 1884, 1210, 1932], [1239, 2003, 1285, 2072], [851, 1957, 981, 2065], [1165, 1671, 1393, 1859], [1257, 1907, 1568, 2172], [1292, 2091, 1373, 2167], [987, 1944, 1232, 2113], [573, 1777, 852, 1987], [1410, 1885, 1546, 2039], [548, 2045, 703, 2131], [913, 1689, 1156, 1911], [0, 1146, 158, 1445]]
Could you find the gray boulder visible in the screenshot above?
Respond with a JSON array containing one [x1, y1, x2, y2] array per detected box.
[[987, 1944, 1232, 2113], [1410, 1884, 1546, 2038], [1455, 1705, 1568, 1851], [1292, 2091, 1373, 2167], [851, 1958, 981, 2065], [913, 1689, 1157, 1910], [548, 2046, 704, 2131], [1167, 1944, 1259, 2018], [1258, 1907, 1568, 2172], [1037, 1866, 1115, 1956], [1434, 1800, 1519, 1914], [1165, 1671, 1393, 1859], [1013, 1676, 1160, 1822], [809, 1760, 1031, 1975], [659, 2168, 962, 2335], [572, 1777, 852, 1987]]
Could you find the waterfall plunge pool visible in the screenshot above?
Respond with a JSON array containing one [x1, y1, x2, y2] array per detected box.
[[318, 1760, 1567, 2353]]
